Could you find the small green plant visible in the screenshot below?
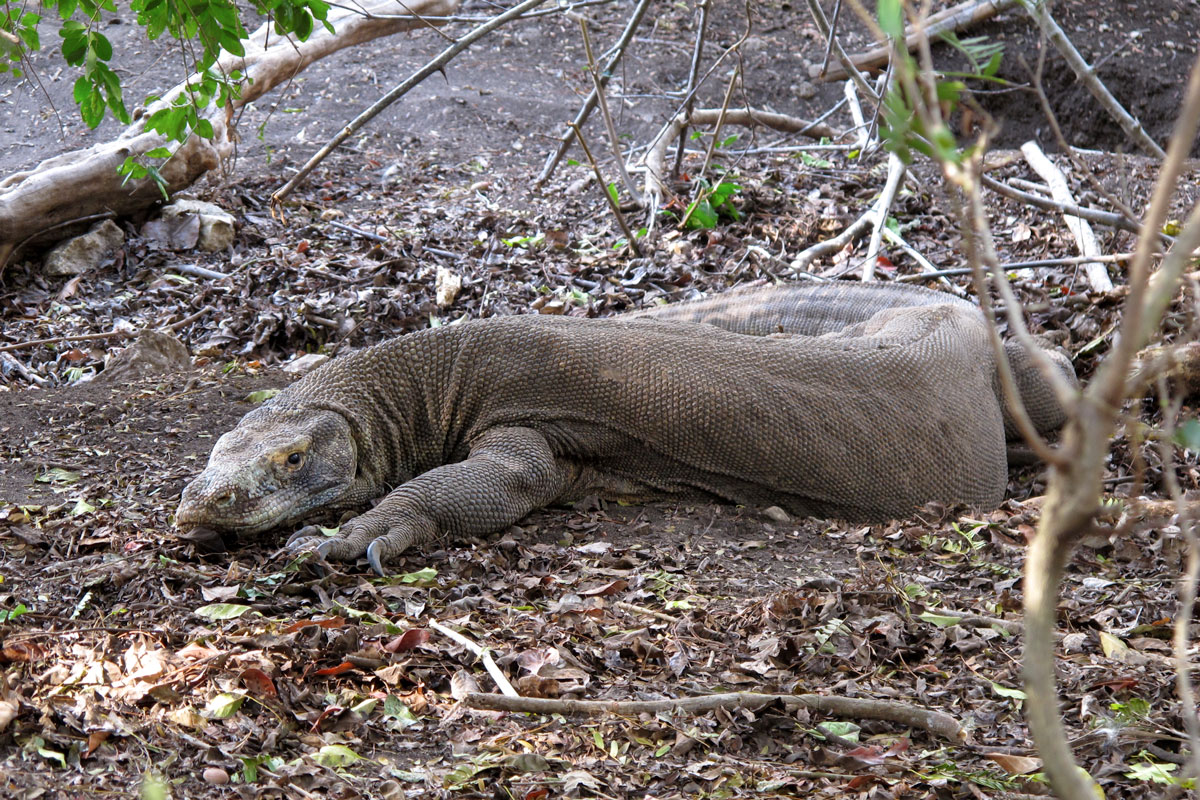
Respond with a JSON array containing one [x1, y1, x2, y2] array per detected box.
[[682, 176, 742, 230]]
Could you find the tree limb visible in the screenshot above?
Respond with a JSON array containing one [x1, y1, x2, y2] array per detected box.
[[464, 691, 965, 742]]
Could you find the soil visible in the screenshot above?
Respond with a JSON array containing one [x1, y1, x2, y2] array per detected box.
[[1, 1, 1200, 798]]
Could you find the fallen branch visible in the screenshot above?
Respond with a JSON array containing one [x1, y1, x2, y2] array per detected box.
[[464, 691, 965, 742], [821, 0, 1016, 81], [429, 620, 518, 698], [980, 174, 1143, 236], [272, 0, 547, 207], [0, 329, 133, 354], [1019, 141, 1113, 292], [0, 0, 459, 262], [789, 209, 874, 274], [895, 252, 1134, 282], [861, 152, 906, 280]]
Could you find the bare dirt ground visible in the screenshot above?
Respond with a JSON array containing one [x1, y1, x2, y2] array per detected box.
[[1, 1, 1200, 797]]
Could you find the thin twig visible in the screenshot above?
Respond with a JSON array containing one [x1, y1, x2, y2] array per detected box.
[[171, 263, 231, 281], [464, 691, 964, 742], [536, 0, 655, 185], [615, 600, 677, 624], [328, 219, 388, 243], [577, 16, 640, 202], [895, 253, 1134, 282], [696, 64, 741, 182], [428, 620, 518, 698], [804, 0, 879, 103], [980, 174, 1145, 236], [169, 306, 213, 331], [0, 329, 133, 354], [818, 0, 843, 75], [569, 123, 642, 256], [822, 0, 1017, 81], [1013, 0, 1164, 158], [673, 0, 713, 178]]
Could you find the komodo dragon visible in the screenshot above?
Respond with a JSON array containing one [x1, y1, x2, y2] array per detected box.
[[176, 282, 1077, 575]]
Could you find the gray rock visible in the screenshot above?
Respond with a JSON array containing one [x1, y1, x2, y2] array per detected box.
[[146, 199, 235, 252], [281, 353, 330, 374], [97, 330, 191, 384], [43, 220, 124, 277]]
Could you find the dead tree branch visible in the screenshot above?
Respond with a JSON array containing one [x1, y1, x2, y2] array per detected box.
[[1019, 141, 1113, 292], [464, 691, 965, 742], [821, 0, 1016, 81], [536, 0, 655, 185]]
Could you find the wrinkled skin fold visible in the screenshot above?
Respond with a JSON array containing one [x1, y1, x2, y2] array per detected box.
[[176, 283, 1077, 575]]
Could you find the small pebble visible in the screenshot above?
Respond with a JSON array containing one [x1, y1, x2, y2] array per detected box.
[[203, 767, 230, 785]]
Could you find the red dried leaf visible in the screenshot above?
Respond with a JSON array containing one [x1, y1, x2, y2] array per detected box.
[[580, 579, 628, 597], [85, 730, 110, 757], [1, 641, 46, 663], [383, 628, 430, 653], [284, 616, 345, 634], [314, 661, 357, 677], [239, 668, 278, 698]]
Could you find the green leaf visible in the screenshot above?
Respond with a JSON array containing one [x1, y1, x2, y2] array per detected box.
[[70, 497, 96, 516], [194, 602, 254, 619], [0, 603, 29, 623], [815, 721, 860, 741], [877, 0, 904, 39], [398, 566, 438, 585], [918, 612, 961, 628], [684, 199, 718, 230], [89, 31, 112, 60], [79, 87, 106, 128], [1126, 760, 1180, 785], [313, 744, 364, 767], [37, 467, 81, 485], [245, 389, 280, 404], [1174, 419, 1200, 451], [202, 691, 246, 719], [989, 681, 1027, 701], [144, 146, 173, 158], [606, 182, 619, 205]]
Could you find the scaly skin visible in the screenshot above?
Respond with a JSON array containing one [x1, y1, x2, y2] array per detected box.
[[176, 283, 1077, 575]]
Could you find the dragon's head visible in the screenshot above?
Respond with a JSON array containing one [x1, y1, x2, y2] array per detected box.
[[176, 406, 360, 534]]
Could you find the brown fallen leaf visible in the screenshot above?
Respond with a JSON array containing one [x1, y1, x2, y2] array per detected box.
[[985, 752, 1042, 775]]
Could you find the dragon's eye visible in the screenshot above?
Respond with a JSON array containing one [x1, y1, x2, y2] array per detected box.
[[287, 451, 304, 468]]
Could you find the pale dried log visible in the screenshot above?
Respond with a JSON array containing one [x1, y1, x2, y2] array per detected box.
[[464, 691, 965, 742], [821, 0, 1016, 81], [429, 620, 518, 698], [1019, 142, 1113, 292], [0, 0, 459, 263]]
